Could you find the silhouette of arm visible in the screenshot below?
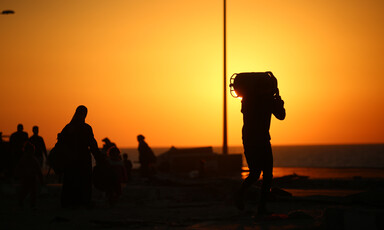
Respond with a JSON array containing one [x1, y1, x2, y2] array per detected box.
[[35, 158, 44, 183], [272, 96, 286, 120], [87, 126, 103, 163], [41, 137, 48, 159], [9, 134, 15, 149], [122, 165, 128, 182]]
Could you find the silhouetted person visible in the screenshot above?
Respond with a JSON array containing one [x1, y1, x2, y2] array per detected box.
[[59, 105, 102, 208], [29, 126, 47, 167], [137, 135, 156, 178], [10, 124, 29, 177], [15, 141, 43, 208], [101, 137, 116, 158], [122, 153, 133, 181], [46, 133, 63, 178], [233, 72, 285, 215], [107, 146, 127, 204]]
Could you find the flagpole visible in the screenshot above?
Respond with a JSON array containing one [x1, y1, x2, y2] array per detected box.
[[223, 0, 228, 155]]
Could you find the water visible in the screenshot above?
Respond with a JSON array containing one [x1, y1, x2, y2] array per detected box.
[[119, 144, 384, 179], [122, 144, 384, 168]]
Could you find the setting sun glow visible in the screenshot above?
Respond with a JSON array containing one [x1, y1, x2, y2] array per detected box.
[[1, 0, 383, 149]]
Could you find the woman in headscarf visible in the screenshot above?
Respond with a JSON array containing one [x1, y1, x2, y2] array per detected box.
[[59, 105, 102, 208]]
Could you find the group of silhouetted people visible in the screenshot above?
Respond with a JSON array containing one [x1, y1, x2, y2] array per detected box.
[[0, 105, 155, 209], [2, 70, 286, 217], [0, 124, 47, 208], [0, 124, 47, 176], [51, 105, 145, 208]]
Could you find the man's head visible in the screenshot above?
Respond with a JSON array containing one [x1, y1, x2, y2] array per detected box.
[[32, 126, 39, 135], [137, 134, 145, 142], [102, 138, 111, 144], [17, 124, 23, 132]]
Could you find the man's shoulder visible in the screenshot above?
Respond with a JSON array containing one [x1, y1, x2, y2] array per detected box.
[[82, 123, 95, 136], [83, 123, 93, 131], [11, 131, 28, 138], [35, 135, 44, 141]]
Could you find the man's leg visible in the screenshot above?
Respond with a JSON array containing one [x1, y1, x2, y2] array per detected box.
[[257, 142, 273, 215], [236, 169, 261, 210]]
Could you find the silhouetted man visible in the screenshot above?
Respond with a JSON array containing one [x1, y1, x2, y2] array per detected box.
[[15, 141, 43, 208], [137, 135, 156, 178], [122, 153, 133, 181], [10, 124, 29, 173], [29, 126, 48, 167], [101, 137, 116, 158], [233, 72, 285, 215]]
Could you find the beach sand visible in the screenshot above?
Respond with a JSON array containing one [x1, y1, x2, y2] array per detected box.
[[1, 171, 384, 230]]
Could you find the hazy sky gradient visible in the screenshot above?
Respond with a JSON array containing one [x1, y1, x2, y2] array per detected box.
[[1, 0, 383, 149]]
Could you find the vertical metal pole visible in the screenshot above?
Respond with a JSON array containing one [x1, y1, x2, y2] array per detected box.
[[223, 0, 228, 155]]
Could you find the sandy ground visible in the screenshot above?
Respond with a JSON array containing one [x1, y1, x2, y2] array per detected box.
[[1, 172, 384, 230]]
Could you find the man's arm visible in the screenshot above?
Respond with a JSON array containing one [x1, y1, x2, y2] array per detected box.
[[41, 137, 48, 159], [87, 126, 103, 163], [272, 95, 286, 120]]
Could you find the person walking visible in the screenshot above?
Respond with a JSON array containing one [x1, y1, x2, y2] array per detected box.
[[10, 124, 29, 178], [137, 135, 156, 178], [234, 72, 286, 215], [29, 126, 47, 167], [15, 141, 43, 209], [58, 105, 102, 208]]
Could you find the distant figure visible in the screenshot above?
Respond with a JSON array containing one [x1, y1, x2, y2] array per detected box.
[[15, 141, 43, 208], [10, 124, 29, 176], [232, 72, 286, 215], [122, 153, 133, 181], [106, 146, 127, 204], [101, 137, 116, 158], [29, 126, 47, 167], [59, 105, 102, 208], [137, 135, 156, 178]]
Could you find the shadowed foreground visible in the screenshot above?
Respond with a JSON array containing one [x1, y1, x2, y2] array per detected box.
[[1, 172, 384, 230]]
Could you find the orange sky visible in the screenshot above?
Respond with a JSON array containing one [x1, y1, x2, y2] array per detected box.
[[1, 0, 383, 149]]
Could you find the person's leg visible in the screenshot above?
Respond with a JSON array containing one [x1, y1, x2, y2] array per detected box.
[[19, 182, 28, 207], [30, 181, 37, 208], [257, 142, 273, 215], [241, 169, 262, 192], [258, 170, 272, 214], [236, 169, 262, 210], [236, 140, 262, 210], [61, 170, 79, 208], [61, 172, 70, 208], [78, 164, 93, 207]]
